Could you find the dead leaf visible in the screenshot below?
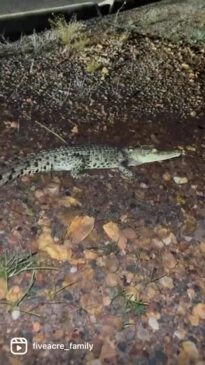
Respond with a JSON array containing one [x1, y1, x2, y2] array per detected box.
[[162, 252, 177, 271], [58, 196, 81, 208], [192, 303, 205, 320], [188, 314, 199, 326], [71, 125, 79, 134], [6, 285, 24, 303], [43, 244, 72, 261], [84, 250, 98, 260], [103, 222, 127, 251], [200, 241, 205, 253], [178, 341, 199, 365], [67, 216, 95, 244], [100, 338, 116, 361], [37, 228, 55, 251], [37, 227, 73, 261]]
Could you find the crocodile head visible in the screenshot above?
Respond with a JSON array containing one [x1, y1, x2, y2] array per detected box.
[[124, 146, 184, 166]]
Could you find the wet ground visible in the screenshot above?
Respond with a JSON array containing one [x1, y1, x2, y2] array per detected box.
[[0, 9, 205, 365]]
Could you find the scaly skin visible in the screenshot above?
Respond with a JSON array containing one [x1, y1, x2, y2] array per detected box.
[[0, 145, 183, 186]]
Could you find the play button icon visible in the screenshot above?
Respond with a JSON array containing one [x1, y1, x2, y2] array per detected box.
[[10, 337, 28, 355]]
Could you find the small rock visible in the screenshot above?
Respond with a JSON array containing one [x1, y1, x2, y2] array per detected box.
[[184, 236, 193, 242], [196, 191, 204, 197], [11, 309, 21, 320], [159, 276, 174, 289], [71, 125, 79, 134], [173, 329, 186, 340], [173, 176, 188, 185], [163, 171, 172, 181], [148, 316, 159, 331], [181, 62, 190, 70], [186, 145, 196, 152], [190, 110, 197, 117], [140, 182, 149, 189], [10, 121, 19, 129], [70, 266, 78, 273]]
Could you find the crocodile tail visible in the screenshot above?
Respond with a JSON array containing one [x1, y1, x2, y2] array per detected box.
[[0, 156, 53, 186]]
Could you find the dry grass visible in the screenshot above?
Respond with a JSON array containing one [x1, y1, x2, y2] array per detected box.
[[49, 16, 89, 51]]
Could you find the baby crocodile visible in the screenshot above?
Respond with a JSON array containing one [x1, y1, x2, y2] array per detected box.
[[0, 144, 183, 186]]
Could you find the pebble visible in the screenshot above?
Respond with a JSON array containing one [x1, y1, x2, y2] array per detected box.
[[148, 316, 159, 331], [11, 309, 21, 320], [173, 329, 186, 340], [159, 276, 174, 289], [173, 176, 188, 184]]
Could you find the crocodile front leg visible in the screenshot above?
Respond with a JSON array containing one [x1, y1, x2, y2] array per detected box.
[[118, 164, 134, 178]]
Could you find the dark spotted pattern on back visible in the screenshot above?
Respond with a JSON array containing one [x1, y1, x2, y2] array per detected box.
[[0, 145, 126, 186]]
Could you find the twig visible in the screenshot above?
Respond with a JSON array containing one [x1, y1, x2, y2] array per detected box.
[[34, 120, 67, 144], [15, 270, 36, 307]]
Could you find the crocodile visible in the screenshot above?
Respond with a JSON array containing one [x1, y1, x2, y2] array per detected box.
[[0, 144, 183, 186]]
